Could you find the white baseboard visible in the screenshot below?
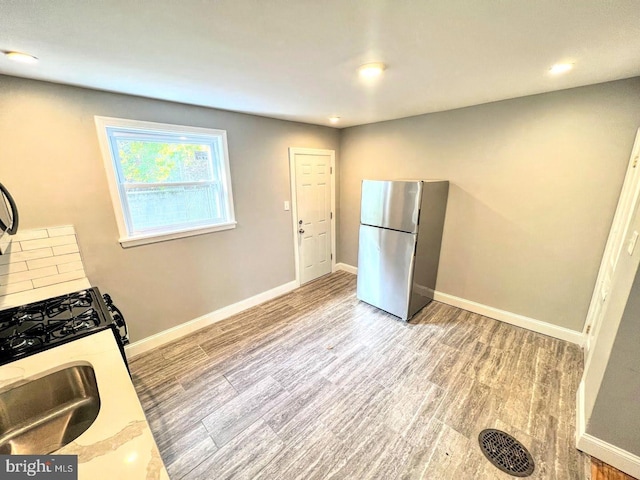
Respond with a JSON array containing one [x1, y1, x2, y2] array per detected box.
[[335, 262, 358, 275], [124, 280, 298, 358], [433, 291, 585, 345], [335, 262, 584, 345], [576, 380, 587, 447], [576, 380, 640, 478]]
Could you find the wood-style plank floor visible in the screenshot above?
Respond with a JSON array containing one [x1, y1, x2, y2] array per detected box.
[[592, 458, 638, 480], [130, 271, 589, 479]]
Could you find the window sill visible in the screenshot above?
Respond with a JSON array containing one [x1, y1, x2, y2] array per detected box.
[[118, 222, 237, 248]]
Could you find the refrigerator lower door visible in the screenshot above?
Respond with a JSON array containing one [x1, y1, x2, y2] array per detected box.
[[357, 224, 416, 320]]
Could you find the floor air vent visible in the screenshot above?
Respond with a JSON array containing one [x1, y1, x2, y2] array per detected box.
[[478, 429, 535, 477]]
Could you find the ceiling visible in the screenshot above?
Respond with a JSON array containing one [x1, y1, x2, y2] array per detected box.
[[1, 1, 639, 128]]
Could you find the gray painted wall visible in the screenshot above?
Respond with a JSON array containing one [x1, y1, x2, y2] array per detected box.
[[0, 75, 340, 341], [588, 264, 640, 455], [338, 78, 640, 332], [3, 74, 640, 340]]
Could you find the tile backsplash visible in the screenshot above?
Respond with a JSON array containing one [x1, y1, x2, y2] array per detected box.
[[0, 226, 90, 309]]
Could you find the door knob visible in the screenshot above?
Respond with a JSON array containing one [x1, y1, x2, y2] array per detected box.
[[298, 220, 303, 225], [298, 228, 305, 234]]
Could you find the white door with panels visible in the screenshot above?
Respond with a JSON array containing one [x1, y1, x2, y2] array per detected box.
[[577, 129, 640, 476], [583, 128, 640, 355], [289, 148, 335, 285]]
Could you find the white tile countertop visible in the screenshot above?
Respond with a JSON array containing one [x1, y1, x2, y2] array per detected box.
[[0, 329, 169, 480]]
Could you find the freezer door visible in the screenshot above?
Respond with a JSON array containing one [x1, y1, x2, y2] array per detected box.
[[360, 180, 422, 233], [357, 224, 416, 320]]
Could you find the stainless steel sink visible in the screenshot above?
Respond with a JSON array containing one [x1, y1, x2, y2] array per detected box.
[[0, 365, 100, 454]]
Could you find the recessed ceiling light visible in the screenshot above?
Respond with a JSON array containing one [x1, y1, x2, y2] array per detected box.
[[4, 51, 38, 64], [549, 63, 573, 75], [358, 62, 386, 78], [329, 116, 340, 124]]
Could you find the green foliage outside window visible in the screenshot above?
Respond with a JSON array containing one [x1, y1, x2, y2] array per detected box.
[[116, 140, 212, 183]]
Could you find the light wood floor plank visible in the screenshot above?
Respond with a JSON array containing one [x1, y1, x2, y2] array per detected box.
[[181, 420, 283, 480], [201, 375, 288, 447], [592, 457, 638, 480], [131, 271, 590, 479]]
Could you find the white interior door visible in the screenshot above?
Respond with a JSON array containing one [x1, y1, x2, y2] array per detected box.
[[578, 184, 640, 472], [290, 148, 334, 285], [583, 128, 640, 354]]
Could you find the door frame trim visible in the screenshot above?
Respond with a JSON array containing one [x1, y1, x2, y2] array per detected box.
[[289, 147, 336, 287]]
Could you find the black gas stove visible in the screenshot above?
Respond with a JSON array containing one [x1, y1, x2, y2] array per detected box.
[[0, 287, 129, 367]]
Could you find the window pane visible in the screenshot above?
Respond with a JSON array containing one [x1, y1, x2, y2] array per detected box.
[[125, 184, 223, 233], [97, 117, 235, 243], [115, 140, 214, 183]]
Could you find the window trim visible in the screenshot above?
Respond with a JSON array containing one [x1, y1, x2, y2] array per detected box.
[[94, 116, 236, 248]]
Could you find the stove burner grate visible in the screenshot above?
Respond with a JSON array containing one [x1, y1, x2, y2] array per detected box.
[[4, 335, 43, 352], [0, 288, 119, 362]]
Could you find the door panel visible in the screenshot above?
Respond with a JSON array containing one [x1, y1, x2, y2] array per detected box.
[[318, 232, 328, 264], [302, 235, 314, 268], [356, 224, 416, 320], [294, 152, 332, 284], [318, 184, 328, 222]]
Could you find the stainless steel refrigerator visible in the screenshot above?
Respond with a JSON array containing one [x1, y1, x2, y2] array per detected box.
[[357, 180, 449, 320]]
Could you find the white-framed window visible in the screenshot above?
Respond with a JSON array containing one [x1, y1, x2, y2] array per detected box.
[[95, 117, 236, 248]]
